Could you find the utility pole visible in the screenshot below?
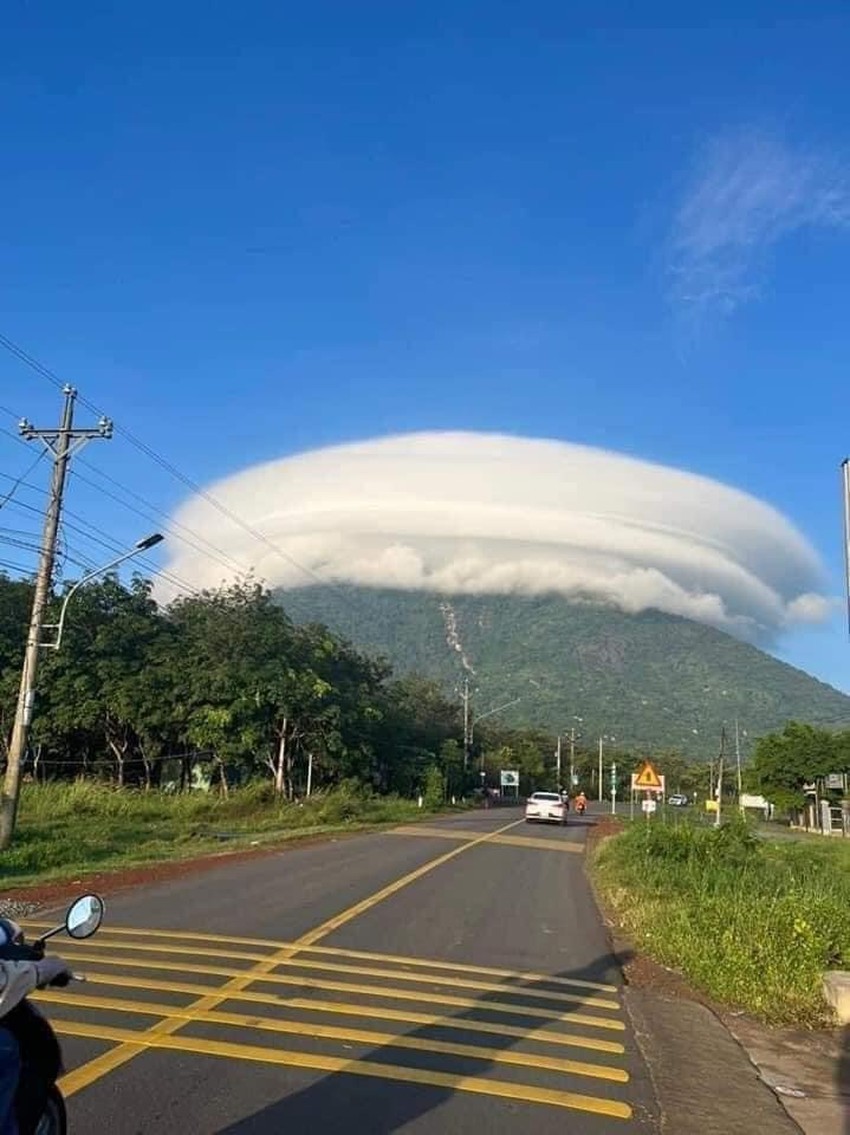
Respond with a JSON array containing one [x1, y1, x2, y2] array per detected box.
[[555, 735, 562, 789], [842, 459, 850, 636], [461, 678, 471, 770], [598, 737, 604, 803], [714, 727, 726, 829], [0, 386, 111, 848], [569, 726, 577, 790], [735, 717, 743, 810]]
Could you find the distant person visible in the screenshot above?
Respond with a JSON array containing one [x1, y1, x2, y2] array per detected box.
[[575, 791, 587, 816]]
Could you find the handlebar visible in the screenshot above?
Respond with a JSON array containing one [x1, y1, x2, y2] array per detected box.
[[0, 940, 45, 963]]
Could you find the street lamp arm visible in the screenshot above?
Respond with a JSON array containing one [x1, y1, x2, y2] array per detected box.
[[472, 697, 521, 728], [42, 533, 164, 650]]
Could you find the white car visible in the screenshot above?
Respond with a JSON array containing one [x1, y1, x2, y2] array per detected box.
[[525, 791, 567, 825]]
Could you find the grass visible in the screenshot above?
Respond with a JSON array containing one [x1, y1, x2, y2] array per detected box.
[[0, 780, 458, 891], [592, 815, 850, 1027]]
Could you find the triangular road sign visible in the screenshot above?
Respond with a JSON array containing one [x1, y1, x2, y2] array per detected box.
[[634, 761, 662, 790]]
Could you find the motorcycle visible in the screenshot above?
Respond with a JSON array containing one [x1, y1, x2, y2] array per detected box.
[[575, 798, 587, 816], [0, 893, 105, 1135]]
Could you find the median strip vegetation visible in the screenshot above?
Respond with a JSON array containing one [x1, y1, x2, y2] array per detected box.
[[592, 818, 850, 1026]]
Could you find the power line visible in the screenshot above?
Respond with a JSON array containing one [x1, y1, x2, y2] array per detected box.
[[57, 509, 199, 599], [0, 449, 47, 514], [0, 334, 67, 393], [0, 531, 93, 573], [0, 557, 35, 576], [0, 469, 198, 595], [0, 500, 195, 598], [0, 332, 359, 619], [1, 431, 198, 597], [70, 460, 250, 578]]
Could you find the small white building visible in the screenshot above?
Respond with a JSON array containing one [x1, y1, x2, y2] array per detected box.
[[740, 793, 773, 819]]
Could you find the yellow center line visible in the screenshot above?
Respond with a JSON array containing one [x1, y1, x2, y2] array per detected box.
[[54, 1020, 633, 1120], [61, 817, 527, 1096], [40, 989, 629, 1085], [56, 949, 625, 1031], [69, 970, 626, 1055]]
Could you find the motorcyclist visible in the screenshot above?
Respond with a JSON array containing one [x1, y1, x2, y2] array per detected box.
[[0, 954, 72, 1135], [575, 791, 587, 814]]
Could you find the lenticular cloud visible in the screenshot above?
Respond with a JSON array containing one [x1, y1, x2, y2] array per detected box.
[[160, 432, 829, 641]]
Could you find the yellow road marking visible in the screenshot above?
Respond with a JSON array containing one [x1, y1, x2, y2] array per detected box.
[[390, 827, 584, 854], [74, 971, 626, 1054], [61, 817, 528, 1096], [294, 819, 524, 947], [26, 923, 615, 993], [50, 938, 619, 1011], [391, 826, 495, 841], [40, 989, 629, 1085], [58, 949, 626, 1031], [54, 1019, 633, 1120], [488, 833, 584, 853]]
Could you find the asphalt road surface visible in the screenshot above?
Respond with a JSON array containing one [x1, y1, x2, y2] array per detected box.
[[29, 808, 660, 1133]]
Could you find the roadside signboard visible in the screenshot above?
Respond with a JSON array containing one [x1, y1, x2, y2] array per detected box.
[[630, 772, 666, 795], [500, 770, 519, 787], [641, 798, 657, 814], [825, 773, 846, 791], [633, 761, 663, 790]]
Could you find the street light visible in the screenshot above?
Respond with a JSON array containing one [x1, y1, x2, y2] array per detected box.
[[42, 533, 164, 650], [470, 697, 522, 780], [598, 733, 616, 802]]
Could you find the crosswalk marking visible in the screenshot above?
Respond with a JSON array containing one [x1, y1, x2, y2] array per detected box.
[[33, 923, 637, 1120], [24, 922, 617, 993], [51, 936, 620, 1011], [52, 1018, 634, 1120], [69, 971, 627, 1055], [56, 948, 627, 1031], [39, 989, 629, 1084]]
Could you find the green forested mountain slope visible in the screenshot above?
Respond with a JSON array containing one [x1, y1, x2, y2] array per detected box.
[[277, 586, 850, 758]]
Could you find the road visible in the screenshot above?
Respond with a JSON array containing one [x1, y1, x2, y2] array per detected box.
[[31, 808, 659, 1133]]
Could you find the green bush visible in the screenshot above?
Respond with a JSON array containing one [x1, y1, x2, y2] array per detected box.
[[593, 818, 850, 1026], [423, 766, 446, 810]]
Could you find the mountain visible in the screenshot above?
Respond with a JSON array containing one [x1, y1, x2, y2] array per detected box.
[[276, 586, 850, 758]]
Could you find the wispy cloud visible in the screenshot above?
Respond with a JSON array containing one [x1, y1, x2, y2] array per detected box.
[[668, 129, 850, 320]]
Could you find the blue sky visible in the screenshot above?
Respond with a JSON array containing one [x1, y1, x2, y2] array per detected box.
[[1, 2, 849, 689]]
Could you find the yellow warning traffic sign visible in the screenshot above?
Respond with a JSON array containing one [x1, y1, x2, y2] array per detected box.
[[633, 761, 663, 790]]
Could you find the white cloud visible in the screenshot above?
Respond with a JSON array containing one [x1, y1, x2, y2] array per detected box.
[[158, 431, 828, 643], [669, 128, 850, 319]]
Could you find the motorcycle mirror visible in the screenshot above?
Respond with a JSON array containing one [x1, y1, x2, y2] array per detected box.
[[65, 894, 105, 940]]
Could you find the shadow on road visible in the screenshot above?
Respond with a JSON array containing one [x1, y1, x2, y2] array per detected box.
[[214, 948, 636, 1134]]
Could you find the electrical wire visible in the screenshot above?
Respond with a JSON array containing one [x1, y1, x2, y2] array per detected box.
[[0, 331, 361, 629]]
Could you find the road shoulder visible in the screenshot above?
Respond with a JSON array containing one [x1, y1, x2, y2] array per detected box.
[[585, 818, 808, 1133], [625, 989, 802, 1134]]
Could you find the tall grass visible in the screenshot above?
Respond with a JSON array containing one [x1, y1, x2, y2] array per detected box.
[[593, 817, 850, 1026], [0, 780, 447, 889]]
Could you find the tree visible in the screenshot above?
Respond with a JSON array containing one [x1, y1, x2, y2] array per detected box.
[[748, 721, 844, 813]]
